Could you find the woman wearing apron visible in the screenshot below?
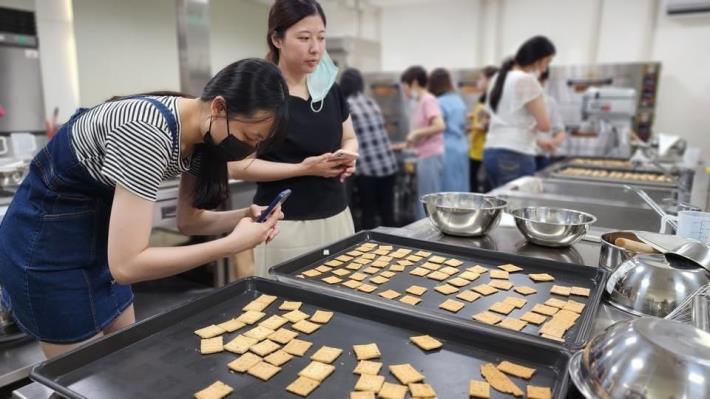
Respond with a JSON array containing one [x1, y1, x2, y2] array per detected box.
[[0, 58, 289, 358]]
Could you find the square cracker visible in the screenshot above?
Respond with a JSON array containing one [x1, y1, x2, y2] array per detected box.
[[409, 383, 437, 398], [410, 267, 431, 277], [406, 255, 423, 262], [497, 360, 536, 379], [444, 258, 464, 267], [490, 270, 509, 279], [389, 265, 405, 272], [322, 276, 343, 285], [427, 271, 449, 281], [350, 272, 368, 281], [520, 311, 547, 325], [429, 255, 446, 264], [299, 361, 335, 382], [379, 289, 401, 300], [217, 318, 245, 333], [489, 301, 516, 315], [363, 267, 380, 275], [469, 380, 490, 399], [421, 262, 442, 271], [316, 265, 333, 273], [310, 345, 342, 364], [473, 311, 503, 325], [371, 260, 389, 268], [292, 320, 321, 334], [498, 317, 528, 331], [550, 285, 572, 296], [378, 382, 408, 399], [406, 285, 428, 296], [571, 286, 591, 297], [529, 273, 555, 282], [343, 279, 364, 289], [527, 385, 552, 399], [532, 304, 559, 316], [457, 290, 482, 302], [311, 310, 334, 324], [250, 339, 281, 356], [399, 295, 422, 306], [247, 361, 281, 381], [498, 263, 523, 273], [264, 349, 293, 367], [224, 334, 259, 354], [325, 260, 343, 267], [480, 363, 523, 397], [348, 250, 364, 257], [434, 284, 459, 295], [200, 337, 224, 354], [358, 284, 377, 293], [439, 266, 460, 276], [244, 325, 275, 341], [194, 325, 225, 339], [468, 265, 489, 274], [410, 335, 443, 351], [353, 343, 381, 360], [286, 376, 320, 397], [380, 271, 396, 278], [283, 309, 309, 323], [254, 294, 277, 305], [448, 277, 471, 287], [333, 268, 352, 277], [346, 263, 363, 271], [370, 275, 390, 285], [544, 298, 568, 309], [237, 310, 266, 325], [439, 299, 465, 313], [361, 253, 377, 260], [354, 374, 385, 392], [504, 296, 528, 309], [472, 284, 499, 296], [282, 338, 313, 356], [489, 279, 513, 290], [353, 360, 383, 375], [302, 269, 322, 278], [337, 255, 354, 262], [397, 260, 413, 266], [514, 286, 537, 295], [260, 315, 288, 330], [194, 381, 233, 399], [228, 352, 262, 373], [243, 300, 269, 312], [350, 392, 374, 399], [389, 363, 425, 384], [269, 328, 299, 344], [563, 300, 586, 314], [459, 271, 481, 281]]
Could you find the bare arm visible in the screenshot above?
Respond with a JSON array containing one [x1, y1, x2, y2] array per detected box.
[[409, 115, 445, 142], [526, 95, 551, 132]]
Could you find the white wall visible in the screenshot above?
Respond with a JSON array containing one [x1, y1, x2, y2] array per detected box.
[[210, 0, 270, 73], [72, 0, 180, 106]]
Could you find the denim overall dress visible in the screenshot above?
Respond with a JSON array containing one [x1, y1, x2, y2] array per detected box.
[[0, 97, 178, 343]]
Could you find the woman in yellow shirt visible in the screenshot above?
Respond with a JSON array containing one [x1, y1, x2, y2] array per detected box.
[[468, 66, 498, 192]]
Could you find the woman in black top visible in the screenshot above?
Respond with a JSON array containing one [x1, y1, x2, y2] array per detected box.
[[229, 0, 358, 276]]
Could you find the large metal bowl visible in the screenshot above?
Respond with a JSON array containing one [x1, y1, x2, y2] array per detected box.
[[605, 253, 710, 317], [420, 193, 507, 237], [569, 317, 710, 399], [599, 231, 648, 271], [509, 207, 597, 247]]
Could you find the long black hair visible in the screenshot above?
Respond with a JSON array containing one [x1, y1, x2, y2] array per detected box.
[[478, 65, 500, 105], [489, 35, 555, 112], [267, 0, 326, 65]]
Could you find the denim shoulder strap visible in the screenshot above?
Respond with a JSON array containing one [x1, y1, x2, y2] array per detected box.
[[138, 97, 179, 155]]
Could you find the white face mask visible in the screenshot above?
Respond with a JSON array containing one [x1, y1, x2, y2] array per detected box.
[[306, 51, 338, 113]]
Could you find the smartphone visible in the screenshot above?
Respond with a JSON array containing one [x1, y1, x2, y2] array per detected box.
[[256, 189, 291, 223], [332, 149, 359, 162]]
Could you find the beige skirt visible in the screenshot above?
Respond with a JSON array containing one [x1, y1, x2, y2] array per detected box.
[[253, 207, 355, 278]]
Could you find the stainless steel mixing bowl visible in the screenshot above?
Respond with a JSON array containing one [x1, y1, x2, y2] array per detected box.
[[420, 192, 507, 237], [508, 207, 597, 247], [605, 253, 710, 317], [569, 317, 710, 399]]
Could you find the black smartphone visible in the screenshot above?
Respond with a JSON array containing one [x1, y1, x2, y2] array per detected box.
[[256, 189, 291, 223]]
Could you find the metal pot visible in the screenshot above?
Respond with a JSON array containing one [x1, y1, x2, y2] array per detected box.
[[599, 231, 643, 270]]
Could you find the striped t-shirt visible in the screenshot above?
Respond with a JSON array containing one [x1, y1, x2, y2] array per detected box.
[[70, 96, 191, 201]]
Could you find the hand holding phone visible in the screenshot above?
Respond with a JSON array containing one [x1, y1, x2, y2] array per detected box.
[[332, 149, 359, 163], [256, 189, 291, 223]]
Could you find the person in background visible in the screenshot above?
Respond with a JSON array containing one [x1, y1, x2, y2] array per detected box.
[[467, 65, 498, 192], [429, 68, 469, 192], [483, 35, 556, 188], [229, 0, 358, 276], [340, 68, 398, 230], [535, 68, 566, 170], [400, 66, 445, 219]]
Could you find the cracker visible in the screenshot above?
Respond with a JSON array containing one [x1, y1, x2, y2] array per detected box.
[[520, 311, 547, 325], [514, 286, 537, 295], [310, 345, 342, 364], [445, 258, 464, 267], [362, 253, 377, 260], [379, 289, 401, 300], [397, 260, 413, 266], [348, 250, 364, 257], [408, 383, 437, 398], [224, 334, 259, 354], [337, 255, 354, 262], [268, 328, 298, 344], [399, 295, 422, 306], [363, 267, 380, 275], [322, 276, 343, 284], [370, 275, 390, 285], [498, 317, 528, 331], [427, 271, 449, 281], [194, 325, 225, 339], [250, 339, 281, 356], [354, 374, 385, 392], [390, 252, 406, 259], [413, 250, 431, 257], [541, 333, 565, 343], [354, 258, 372, 265], [377, 256, 393, 263], [563, 300, 586, 314], [468, 265, 489, 274], [310, 310, 334, 324], [247, 361, 281, 381], [217, 318, 246, 333], [299, 361, 335, 382], [260, 315, 288, 330], [498, 263, 523, 273], [410, 267, 431, 277], [292, 320, 321, 334], [459, 271, 481, 281], [316, 265, 333, 273], [333, 268, 352, 277], [378, 382, 408, 399], [469, 380, 490, 399], [410, 335, 443, 351], [358, 284, 377, 293], [372, 260, 389, 268], [503, 296, 527, 309], [353, 343, 381, 360], [194, 381, 233, 399], [380, 271, 396, 278], [429, 255, 446, 264], [571, 286, 591, 297], [480, 363, 523, 397], [434, 284, 459, 295], [286, 376, 320, 397], [374, 249, 391, 256], [244, 325, 275, 341], [531, 304, 559, 316], [347, 263, 364, 271], [544, 298, 568, 308], [457, 290, 481, 302], [447, 277, 471, 287], [389, 363, 425, 384], [237, 310, 266, 325], [489, 301, 515, 315], [473, 311, 503, 325], [302, 269, 322, 278], [282, 338, 313, 356], [527, 385, 552, 399], [406, 285, 428, 296], [421, 262, 442, 271], [488, 279, 513, 290], [350, 392, 375, 399], [550, 285, 571, 296], [529, 273, 555, 282], [264, 349, 293, 367], [325, 260, 343, 267], [353, 360, 383, 375], [243, 300, 269, 312], [283, 309, 309, 323], [439, 266, 460, 276], [389, 265, 405, 272], [343, 279, 364, 289], [440, 299, 465, 313], [228, 352, 262, 373], [200, 337, 224, 354], [350, 272, 368, 281], [497, 360, 536, 379], [472, 284, 499, 296], [490, 270, 509, 279], [406, 255, 423, 262]]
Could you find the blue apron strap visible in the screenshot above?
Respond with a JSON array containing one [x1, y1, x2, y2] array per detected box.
[[136, 97, 179, 156]]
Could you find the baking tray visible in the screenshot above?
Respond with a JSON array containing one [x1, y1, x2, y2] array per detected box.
[[270, 231, 607, 349], [31, 278, 572, 399], [545, 163, 677, 189]]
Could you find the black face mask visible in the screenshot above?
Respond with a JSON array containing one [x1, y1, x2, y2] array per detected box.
[[203, 114, 256, 162]]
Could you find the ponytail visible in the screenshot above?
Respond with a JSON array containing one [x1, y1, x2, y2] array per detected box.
[[489, 58, 514, 113]]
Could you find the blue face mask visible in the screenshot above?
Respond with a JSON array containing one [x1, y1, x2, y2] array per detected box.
[[306, 51, 338, 113]]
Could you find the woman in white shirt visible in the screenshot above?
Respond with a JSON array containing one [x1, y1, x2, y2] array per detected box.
[[483, 35, 556, 188]]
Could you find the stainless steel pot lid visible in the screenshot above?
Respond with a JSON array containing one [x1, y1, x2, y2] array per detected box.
[[635, 231, 710, 272]]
